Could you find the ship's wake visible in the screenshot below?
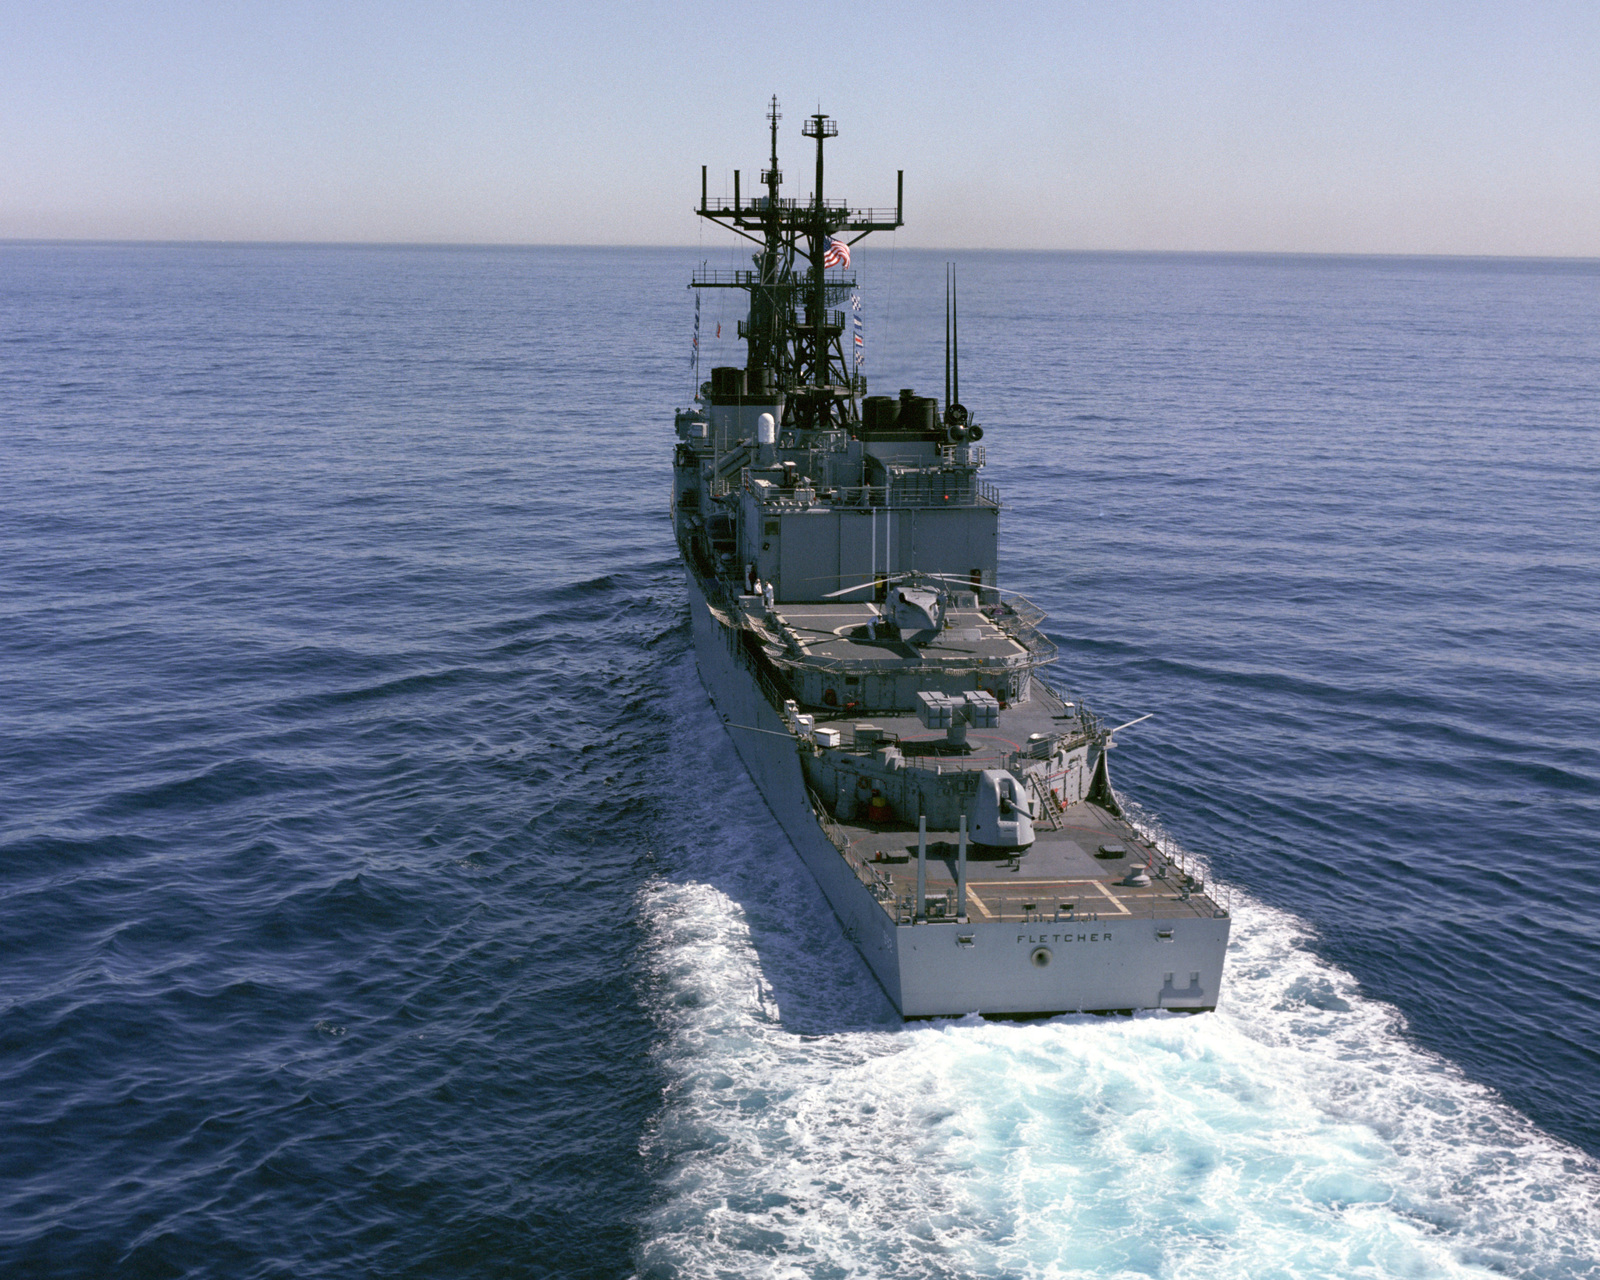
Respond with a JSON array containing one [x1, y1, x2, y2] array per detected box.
[[635, 675, 1600, 1279]]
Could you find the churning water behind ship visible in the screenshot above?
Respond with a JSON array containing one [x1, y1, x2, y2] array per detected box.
[[2, 243, 1597, 1278]]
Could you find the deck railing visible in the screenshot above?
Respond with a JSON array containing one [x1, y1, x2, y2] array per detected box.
[[991, 596, 1058, 666], [958, 886, 1230, 924], [829, 481, 1000, 510]]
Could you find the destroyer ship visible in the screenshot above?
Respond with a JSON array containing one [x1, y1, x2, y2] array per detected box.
[[673, 102, 1229, 1017]]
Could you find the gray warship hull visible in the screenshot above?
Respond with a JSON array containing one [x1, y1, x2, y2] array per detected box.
[[673, 103, 1229, 1018], [682, 570, 1230, 1018]]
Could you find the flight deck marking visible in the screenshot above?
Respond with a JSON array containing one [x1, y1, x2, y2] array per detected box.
[[961, 889, 996, 919], [1086, 879, 1133, 915], [965, 877, 1132, 916]]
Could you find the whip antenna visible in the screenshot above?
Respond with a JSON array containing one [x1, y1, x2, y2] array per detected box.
[[945, 262, 953, 411], [952, 262, 959, 409]]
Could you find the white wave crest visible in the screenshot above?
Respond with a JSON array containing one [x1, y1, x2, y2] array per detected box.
[[637, 665, 1599, 1278]]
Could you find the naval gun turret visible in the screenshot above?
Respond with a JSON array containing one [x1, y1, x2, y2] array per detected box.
[[971, 769, 1035, 851]]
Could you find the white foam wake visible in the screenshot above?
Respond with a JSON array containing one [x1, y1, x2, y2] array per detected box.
[[638, 673, 1600, 1279]]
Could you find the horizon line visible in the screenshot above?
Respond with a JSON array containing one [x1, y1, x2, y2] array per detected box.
[[3, 237, 1598, 266]]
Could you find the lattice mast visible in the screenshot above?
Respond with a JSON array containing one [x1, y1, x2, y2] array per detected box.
[[694, 98, 903, 432]]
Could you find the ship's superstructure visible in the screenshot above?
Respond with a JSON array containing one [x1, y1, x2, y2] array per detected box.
[[673, 102, 1229, 1016]]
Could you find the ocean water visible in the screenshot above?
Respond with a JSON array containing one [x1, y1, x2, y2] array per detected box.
[[1, 242, 1597, 1279]]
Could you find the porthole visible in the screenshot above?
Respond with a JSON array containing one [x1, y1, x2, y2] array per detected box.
[[1030, 946, 1053, 968]]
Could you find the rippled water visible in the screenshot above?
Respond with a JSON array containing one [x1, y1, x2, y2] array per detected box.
[[1, 243, 1596, 1278]]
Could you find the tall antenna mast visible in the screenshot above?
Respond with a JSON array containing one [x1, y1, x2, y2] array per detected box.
[[802, 111, 838, 397], [952, 261, 959, 409], [944, 262, 967, 426], [945, 263, 952, 411], [766, 95, 781, 202]]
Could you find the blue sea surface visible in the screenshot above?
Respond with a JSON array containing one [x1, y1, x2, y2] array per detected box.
[[1, 242, 1597, 1278]]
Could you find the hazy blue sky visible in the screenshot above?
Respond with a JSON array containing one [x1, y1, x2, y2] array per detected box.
[[4, 1, 1597, 254]]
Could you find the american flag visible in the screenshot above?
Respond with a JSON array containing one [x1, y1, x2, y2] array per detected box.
[[823, 236, 850, 269]]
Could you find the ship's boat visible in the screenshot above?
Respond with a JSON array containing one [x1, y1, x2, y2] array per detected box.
[[673, 101, 1229, 1017]]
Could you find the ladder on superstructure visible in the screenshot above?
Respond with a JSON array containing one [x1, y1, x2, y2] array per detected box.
[[1030, 773, 1067, 831]]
